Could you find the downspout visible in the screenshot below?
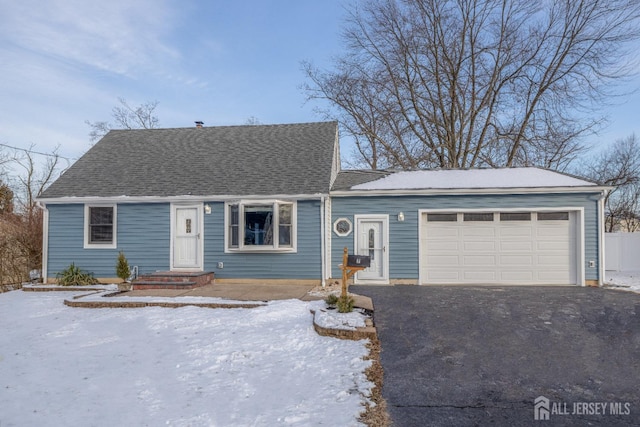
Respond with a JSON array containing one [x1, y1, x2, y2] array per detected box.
[[37, 202, 49, 284], [320, 196, 326, 287], [597, 189, 609, 287]]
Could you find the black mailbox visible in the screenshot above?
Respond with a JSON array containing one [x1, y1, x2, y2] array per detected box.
[[347, 255, 371, 268]]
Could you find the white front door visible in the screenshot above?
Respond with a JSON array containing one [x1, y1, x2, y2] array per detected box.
[[173, 205, 202, 269], [355, 216, 389, 284]]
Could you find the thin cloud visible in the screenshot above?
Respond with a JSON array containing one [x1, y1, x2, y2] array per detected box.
[[0, 0, 181, 78]]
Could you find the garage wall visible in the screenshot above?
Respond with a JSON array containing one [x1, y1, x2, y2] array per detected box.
[[330, 192, 601, 282]]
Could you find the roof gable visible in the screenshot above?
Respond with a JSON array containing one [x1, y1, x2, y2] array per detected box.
[[40, 121, 338, 199]]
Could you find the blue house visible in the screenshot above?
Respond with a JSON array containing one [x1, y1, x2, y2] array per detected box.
[[38, 121, 609, 286]]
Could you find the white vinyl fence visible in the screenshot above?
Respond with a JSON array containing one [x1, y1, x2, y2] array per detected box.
[[605, 233, 640, 272]]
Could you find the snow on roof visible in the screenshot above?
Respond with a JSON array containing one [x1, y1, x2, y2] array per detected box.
[[350, 167, 596, 191]]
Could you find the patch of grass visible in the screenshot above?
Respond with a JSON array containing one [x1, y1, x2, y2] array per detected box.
[[359, 338, 391, 426], [55, 263, 98, 286]]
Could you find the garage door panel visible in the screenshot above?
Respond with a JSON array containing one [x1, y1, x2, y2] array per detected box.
[[428, 241, 460, 251], [463, 255, 497, 266], [537, 227, 569, 237], [538, 255, 570, 266], [538, 271, 571, 282], [500, 241, 533, 251], [464, 241, 495, 251], [422, 211, 577, 285], [464, 271, 496, 281], [537, 241, 570, 251], [500, 271, 534, 281], [428, 227, 459, 238], [427, 255, 459, 266], [501, 255, 533, 266], [462, 227, 496, 238], [426, 271, 460, 281], [500, 227, 533, 238]]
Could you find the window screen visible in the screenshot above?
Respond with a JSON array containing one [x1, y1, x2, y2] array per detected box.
[[463, 213, 494, 221], [538, 212, 569, 221], [427, 213, 458, 222], [88, 206, 113, 244], [500, 212, 531, 221]]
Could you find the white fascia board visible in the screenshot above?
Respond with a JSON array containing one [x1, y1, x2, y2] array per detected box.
[[36, 193, 329, 205], [330, 186, 612, 197]]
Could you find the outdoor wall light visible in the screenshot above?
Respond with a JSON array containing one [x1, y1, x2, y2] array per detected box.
[[397, 212, 405, 222], [204, 204, 212, 214]]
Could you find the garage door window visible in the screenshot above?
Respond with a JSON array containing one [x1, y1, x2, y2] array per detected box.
[[463, 213, 494, 221], [538, 212, 569, 221], [500, 212, 531, 221], [427, 213, 457, 222]]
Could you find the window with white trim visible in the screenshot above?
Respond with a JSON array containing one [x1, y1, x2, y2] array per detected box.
[[226, 201, 296, 251], [84, 205, 117, 248]]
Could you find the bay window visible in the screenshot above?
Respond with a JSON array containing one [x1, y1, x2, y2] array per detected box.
[[226, 201, 295, 251]]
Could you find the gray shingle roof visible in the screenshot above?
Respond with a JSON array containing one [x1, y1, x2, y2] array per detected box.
[[331, 170, 393, 191], [40, 121, 338, 198]]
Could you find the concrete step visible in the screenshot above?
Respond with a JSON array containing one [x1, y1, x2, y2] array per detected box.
[[132, 271, 214, 290]]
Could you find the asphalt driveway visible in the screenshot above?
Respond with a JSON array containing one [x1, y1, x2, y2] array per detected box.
[[352, 285, 640, 426]]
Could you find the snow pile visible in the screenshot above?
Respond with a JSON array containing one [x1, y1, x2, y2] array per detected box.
[[0, 291, 373, 426], [605, 270, 640, 293], [22, 283, 119, 291], [77, 291, 256, 306], [314, 306, 369, 331], [351, 167, 595, 190]]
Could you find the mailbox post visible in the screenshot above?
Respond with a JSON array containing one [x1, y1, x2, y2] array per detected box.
[[339, 247, 370, 299]]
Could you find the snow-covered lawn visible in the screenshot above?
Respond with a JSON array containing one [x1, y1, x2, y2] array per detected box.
[[0, 291, 373, 426], [605, 270, 640, 293]]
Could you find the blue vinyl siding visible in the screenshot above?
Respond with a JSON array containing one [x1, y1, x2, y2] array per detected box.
[[203, 200, 322, 279], [47, 200, 322, 281], [47, 203, 170, 278], [330, 193, 602, 282]]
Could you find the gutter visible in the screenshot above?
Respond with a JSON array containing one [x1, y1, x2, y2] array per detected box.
[[320, 196, 326, 287]]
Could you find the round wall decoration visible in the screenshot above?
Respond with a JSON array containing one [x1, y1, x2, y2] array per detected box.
[[333, 218, 353, 237]]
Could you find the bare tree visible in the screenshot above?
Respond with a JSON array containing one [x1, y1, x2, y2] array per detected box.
[[303, 0, 640, 170], [0, 146, 63, 284], [244, 116, 263, 126], [0, 181, 13, 214], [86, 97, 160, 142], [580, 134, 640, 232]]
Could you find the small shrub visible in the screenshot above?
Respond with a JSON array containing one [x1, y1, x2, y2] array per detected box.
[[115, 251, 131, 282], [55, 263, 98, 286], [324, 293, 339, 306], [337, 295, 355, 313]]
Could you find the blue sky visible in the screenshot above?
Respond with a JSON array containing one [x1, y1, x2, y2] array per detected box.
[[1, 0, 639, 166]]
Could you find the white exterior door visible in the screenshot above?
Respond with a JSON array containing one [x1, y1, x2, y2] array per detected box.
[[420, 211, 578, 285], [173, 206, 201, 269], [355, 216, 389, 284]]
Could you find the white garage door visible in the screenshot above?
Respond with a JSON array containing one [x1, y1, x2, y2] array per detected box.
[[420, 211, 577, 285]]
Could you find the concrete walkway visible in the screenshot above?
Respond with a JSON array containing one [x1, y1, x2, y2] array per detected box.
[[120, 282, 375, 311], [123, 283, 319, 301]]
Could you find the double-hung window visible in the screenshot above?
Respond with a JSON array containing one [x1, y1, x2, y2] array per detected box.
[[84, 205, 117, 248], [226, 201, 295, 251]]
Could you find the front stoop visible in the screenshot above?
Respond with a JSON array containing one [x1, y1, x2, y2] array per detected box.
[[132, 271, 214, 290]]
